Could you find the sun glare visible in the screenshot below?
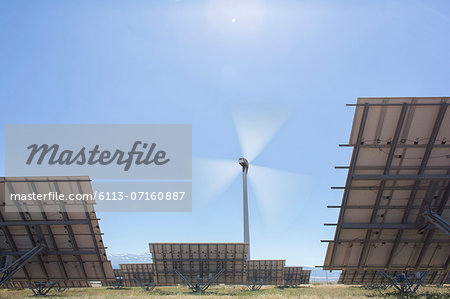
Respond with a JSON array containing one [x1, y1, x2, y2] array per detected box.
[[206, 0, 264, 34]]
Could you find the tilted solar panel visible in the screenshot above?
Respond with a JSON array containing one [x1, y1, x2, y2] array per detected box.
[[323, 98, 450, 272], [300, 269, 311, 284], [283, 266, 310, 285], [0, 177, 115, 286], [3, 280, 92, 289], [119, 263, 154, 287], [149, 243, 248, 286], [246, 260, 285, 285], [338, 269, 449, 286]]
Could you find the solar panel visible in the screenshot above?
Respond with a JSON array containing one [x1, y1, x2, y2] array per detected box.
[[246, 260, 285, 288], [3, 280, 92, 289], [424, 270, 450, 285], [0, 176, 115, 291], [112, 268, 122, 278], [282, 266, 310, 286], [300, 269, 311, 284], [119, 263, 155, 290], [149, 242, 248, 291], [323, 98, 450, 273], [338, 269, 449, 286]]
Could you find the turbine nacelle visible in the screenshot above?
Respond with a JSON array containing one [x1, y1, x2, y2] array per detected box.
[[238, 157, 249, 169]]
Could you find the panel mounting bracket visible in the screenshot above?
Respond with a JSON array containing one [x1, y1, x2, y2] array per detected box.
[[174, 268, 225, 293]]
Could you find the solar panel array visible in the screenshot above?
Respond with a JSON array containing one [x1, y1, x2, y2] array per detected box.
[[119, 263, 154, 287], [0, 177, 115, 285], [246, 260, 285, 285], [1, 176, 310, 291], [323, 98, 450, 272], [150, 243, 248, 286], [282, 267, 310, 285], [338, 270, 449, 286]]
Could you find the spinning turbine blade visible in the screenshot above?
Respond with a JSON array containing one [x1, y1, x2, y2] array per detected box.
[[193, 157, 240, 201], [248, 165, 314, 231], [231, 105, 290, 162]]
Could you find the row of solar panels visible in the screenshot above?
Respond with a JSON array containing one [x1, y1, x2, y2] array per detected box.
[[1, 97, 449, 293], [0, 178, 311, 290], [113, 262, 310, 286]]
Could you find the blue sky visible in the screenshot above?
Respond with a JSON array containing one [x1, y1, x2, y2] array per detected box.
[[1, 0, 450, 268]]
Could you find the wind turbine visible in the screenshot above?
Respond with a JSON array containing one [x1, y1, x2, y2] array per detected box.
[[194, 104, 313, 258]]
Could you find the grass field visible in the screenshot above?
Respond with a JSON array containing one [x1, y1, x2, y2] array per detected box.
[[0, 284, 449, 298]]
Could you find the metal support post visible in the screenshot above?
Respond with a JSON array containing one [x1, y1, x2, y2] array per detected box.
[[174, 268, 225, 293], [378, 271, 429, 294], [26, 281, 56, 296], [133, 278, 155, 291]]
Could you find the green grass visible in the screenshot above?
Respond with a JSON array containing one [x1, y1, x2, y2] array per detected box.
[[0, 285, 449, 298]]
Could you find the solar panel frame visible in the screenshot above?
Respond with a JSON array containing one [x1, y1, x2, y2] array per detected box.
[[300, 269, 311, 284], [119, 263, 154, 287], [246, 260, 285, 285], [424, 270, 450, 285], [283, 267, 311, 285], [338, 269, 449, 286], [113, 269, 123, 278], [149, 242, 248, 286], [3, 280, 92, 289], [323, 98, 450, 271], [0, 176, 115, 284]]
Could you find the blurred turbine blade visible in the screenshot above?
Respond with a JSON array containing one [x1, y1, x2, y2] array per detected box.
[[193, 157, 241, 201], [248, 165, 315, 231], [231, 104, 290, 162]]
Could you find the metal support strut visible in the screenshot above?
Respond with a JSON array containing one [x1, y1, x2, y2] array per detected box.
[[54, 282, 68, 292], [247, 276, 269, 291], [174, 268, 225, 293], [26, 281, 56, 296], [378, 271, 429, 294], [278, 276, 295, 289], [111, 275, 124, 289], [133, 277, 155, 291], [0, 243, 46, 285], [422, 211, 450, 236]]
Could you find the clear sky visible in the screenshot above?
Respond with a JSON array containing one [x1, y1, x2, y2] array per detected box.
[[1, 0, 450, 268]]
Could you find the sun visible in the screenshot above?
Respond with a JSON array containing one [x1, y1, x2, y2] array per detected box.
[[205, 0, 264, 34]]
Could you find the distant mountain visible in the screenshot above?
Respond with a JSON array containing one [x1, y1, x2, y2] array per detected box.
[[306, 267, 341, 282], [108, 254, 341, 283], [108, 252, 152, 268]]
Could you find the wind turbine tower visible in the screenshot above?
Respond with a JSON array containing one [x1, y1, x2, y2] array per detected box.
[[238, 157, 250, 259]]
